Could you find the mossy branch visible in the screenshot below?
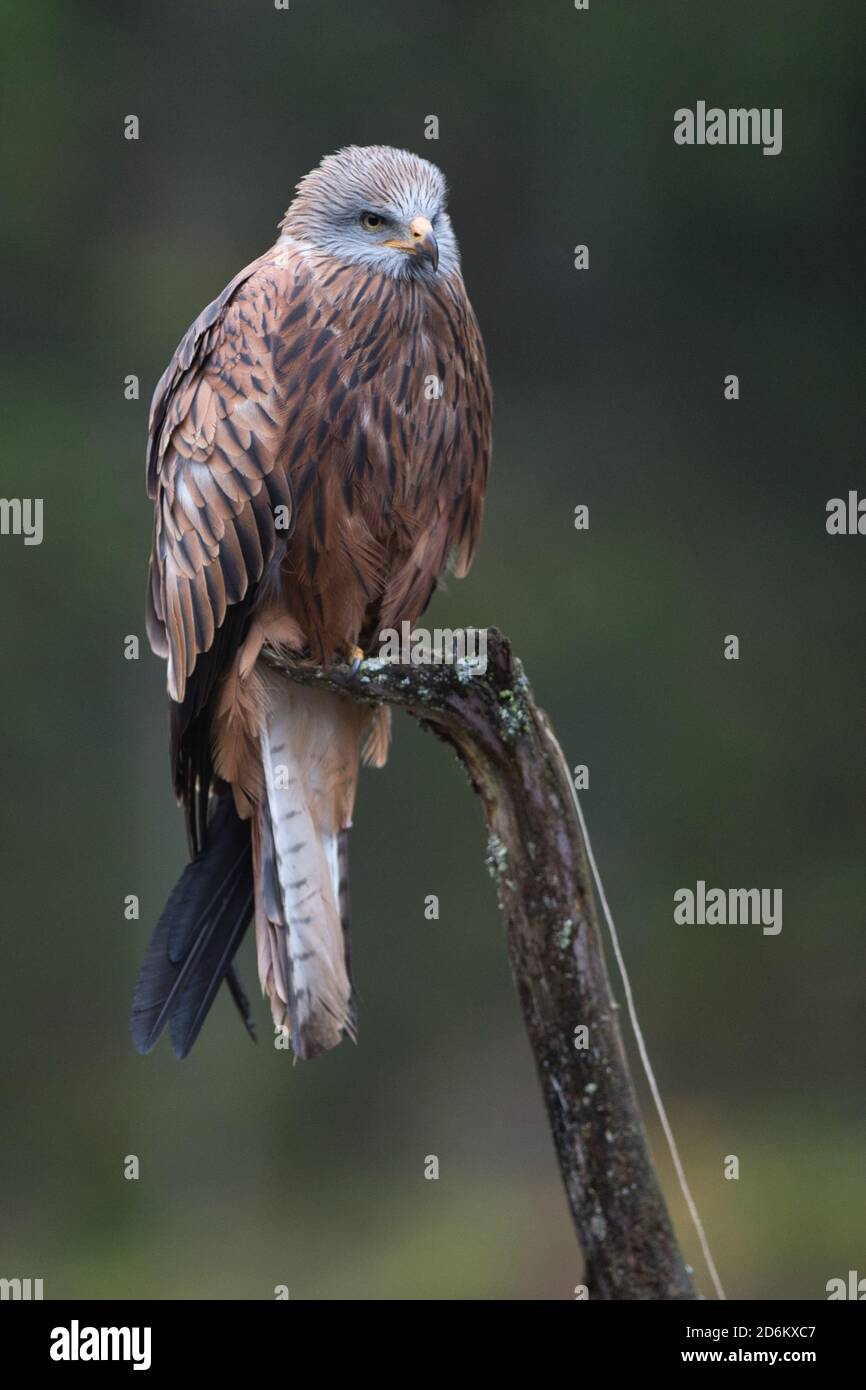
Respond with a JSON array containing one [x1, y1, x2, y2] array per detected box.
[[264, 627, 698, 1299]]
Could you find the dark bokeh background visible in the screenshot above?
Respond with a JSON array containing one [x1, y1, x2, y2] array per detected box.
[[1, 0, 863, 1299]]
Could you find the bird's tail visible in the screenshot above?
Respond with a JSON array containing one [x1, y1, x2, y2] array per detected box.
[[254, 668, 370, 1058], [130, 792, 255, 1058]]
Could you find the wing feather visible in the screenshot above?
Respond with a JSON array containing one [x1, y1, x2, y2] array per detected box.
[[146, 249, 299, 703]]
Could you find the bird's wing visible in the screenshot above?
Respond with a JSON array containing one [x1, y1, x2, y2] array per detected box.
[[146, 248, 295, 706]]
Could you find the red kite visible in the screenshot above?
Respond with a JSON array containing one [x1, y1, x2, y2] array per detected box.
[[132, 146, 492, 1060]]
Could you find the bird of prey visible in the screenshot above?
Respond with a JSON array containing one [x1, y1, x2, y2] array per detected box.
[[131, 146, 492, 1061]]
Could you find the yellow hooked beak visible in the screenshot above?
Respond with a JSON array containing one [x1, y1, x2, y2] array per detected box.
[[383, 216, 439, 271]]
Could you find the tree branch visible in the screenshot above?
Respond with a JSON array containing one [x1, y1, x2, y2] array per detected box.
[[264, 627, 698, 1299]]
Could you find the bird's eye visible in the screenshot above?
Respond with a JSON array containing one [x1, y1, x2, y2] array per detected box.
[[360, 211, 384, 232]]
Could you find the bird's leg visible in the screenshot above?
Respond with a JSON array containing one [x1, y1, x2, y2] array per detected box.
[[343, 643, 365, 674]]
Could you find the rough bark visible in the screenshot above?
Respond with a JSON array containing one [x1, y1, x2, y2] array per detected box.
[[264, 627, 698, 1299]]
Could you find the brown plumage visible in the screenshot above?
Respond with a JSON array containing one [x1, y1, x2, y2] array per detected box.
[[132, 146, 491, 1060]]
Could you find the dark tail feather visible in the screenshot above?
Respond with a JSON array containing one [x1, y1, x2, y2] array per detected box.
[[225, 964, 257, 1044], [131, 794, 254, 1058]]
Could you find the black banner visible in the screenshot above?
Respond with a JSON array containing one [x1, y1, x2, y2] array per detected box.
[[3, 1298, 860, 1374]]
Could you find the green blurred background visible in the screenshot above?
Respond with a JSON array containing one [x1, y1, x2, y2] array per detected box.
[[1, 0, 863, 1299]]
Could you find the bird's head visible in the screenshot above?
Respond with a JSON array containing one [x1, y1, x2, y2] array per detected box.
[[280, 145, 459, 280]]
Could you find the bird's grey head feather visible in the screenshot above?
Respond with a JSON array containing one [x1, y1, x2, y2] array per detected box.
[[280, 145, 460, 280]]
